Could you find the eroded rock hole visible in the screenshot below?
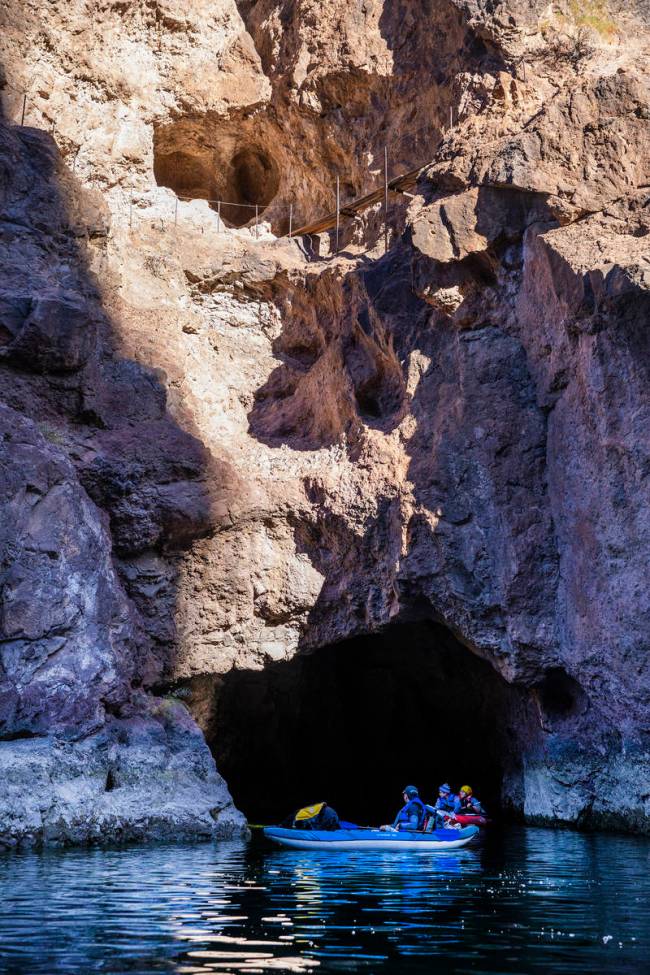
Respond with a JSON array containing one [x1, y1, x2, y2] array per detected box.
[[153, 150, 216, 203], [536, 667, 588, 721], [202, 622, 529, 825], [355, 379, 390, 419]]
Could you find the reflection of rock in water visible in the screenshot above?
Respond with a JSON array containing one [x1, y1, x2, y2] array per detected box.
[[3, 831, 649, 972]]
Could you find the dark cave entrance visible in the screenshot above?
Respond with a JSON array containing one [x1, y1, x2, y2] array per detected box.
[[208, 622, 530, 826]]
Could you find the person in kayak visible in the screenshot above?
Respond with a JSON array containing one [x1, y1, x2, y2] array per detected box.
[[458, 785, 485, 815], [382, 785, 426, 831], [283, 802, 340, 830], [427, 783, 460, 826]]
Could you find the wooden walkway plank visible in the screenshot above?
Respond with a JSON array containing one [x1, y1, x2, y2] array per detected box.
[[287, 167, 422, 238]]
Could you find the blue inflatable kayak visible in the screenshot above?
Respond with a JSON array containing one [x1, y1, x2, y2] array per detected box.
[[264, 825, 479, 851]]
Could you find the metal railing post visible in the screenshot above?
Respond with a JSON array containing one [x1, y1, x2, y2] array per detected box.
[[384, 146, 389, 255], [20, 93, 26, 126], [335, 176, 340, 254]]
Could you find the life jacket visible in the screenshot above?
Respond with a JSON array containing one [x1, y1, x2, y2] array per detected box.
[[396, 797, 426, 830], [294, 802, 325, 825], [436, 793, 458, 813], [459, 795, 482, 814]]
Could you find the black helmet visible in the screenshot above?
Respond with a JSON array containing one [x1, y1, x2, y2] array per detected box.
[[403, 785, 419, 798]]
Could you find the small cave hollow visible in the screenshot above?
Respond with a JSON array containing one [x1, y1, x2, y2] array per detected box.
[[153, 149, 216, 205], [152, 128, 281, 229], [206, 622, 530, 826], [221, 146, 280, 228]]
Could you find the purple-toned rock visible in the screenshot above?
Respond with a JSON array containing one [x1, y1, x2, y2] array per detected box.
[[1, 0, 649, 847], [0, 292, 96, 373], [0, 112, 247, 845], [0, 403, 134, 736]]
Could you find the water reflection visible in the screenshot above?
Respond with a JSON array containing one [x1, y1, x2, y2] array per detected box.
[[0, 828, 648, 973]]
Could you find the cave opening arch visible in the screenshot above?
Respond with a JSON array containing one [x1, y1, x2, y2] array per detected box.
[[203, 621, 532, 826], [152, 123, 281, 229]]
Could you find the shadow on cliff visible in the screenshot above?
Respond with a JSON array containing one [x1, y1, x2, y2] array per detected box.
[[0, 99, 241, 735], [376, 0, 509, 169]]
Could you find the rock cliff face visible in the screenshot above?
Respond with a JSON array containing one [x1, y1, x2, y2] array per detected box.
[[0, 0, 649, 844]]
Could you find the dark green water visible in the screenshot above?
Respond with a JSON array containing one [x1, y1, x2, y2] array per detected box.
[[0, 827, 648, 974]]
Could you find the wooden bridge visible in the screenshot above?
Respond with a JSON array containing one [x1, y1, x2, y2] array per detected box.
[[287, 165, 422, 239]]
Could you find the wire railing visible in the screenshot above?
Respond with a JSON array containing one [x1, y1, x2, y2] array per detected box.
[[157, 194, 296, 238], [0, 82, 58, 130], [1, 81, 420, 249], [1, 82, 32, 126]]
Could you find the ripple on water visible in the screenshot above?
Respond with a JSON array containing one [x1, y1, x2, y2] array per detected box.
[[0, 829, 648, 974]]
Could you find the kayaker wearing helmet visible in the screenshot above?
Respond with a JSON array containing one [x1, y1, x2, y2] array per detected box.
[[458, 785, 484, 815], [427, 782, 460, 827], [381, 785, 426, 832]]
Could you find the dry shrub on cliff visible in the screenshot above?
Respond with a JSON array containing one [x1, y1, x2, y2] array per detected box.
[[540, 24, 596, 68], [539, 0, 619, 68]]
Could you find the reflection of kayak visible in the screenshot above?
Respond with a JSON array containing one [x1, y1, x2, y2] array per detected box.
[[453, 814, 488, 826], [264, 825, 479, 851]]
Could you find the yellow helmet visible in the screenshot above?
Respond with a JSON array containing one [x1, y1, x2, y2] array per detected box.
[[460, 785, 472, 796]]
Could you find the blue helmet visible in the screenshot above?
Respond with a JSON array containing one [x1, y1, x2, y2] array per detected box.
[[403, 785, 419, 798], [439, 783, 452, 794]]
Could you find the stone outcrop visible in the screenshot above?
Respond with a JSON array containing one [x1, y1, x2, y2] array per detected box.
[[0, 117, 245, 846], [0, 0, 649, 843]]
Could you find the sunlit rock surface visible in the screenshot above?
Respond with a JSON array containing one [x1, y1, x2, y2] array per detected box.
[[0, 0, 649, 843]]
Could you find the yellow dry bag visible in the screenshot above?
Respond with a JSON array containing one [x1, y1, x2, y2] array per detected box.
[[294, 802, 325, 824]]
